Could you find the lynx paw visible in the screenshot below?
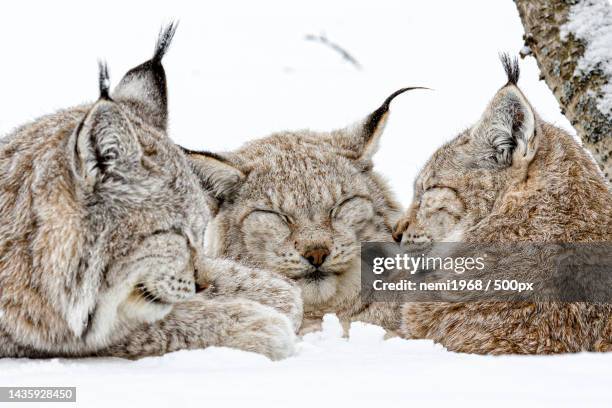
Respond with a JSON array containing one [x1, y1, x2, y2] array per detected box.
[[221, 299, 296, 361], [197, 258, 304, 332]]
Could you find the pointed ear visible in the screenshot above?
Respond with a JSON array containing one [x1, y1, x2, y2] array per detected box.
[[186, 149, 246, 201], [72, 100, 142, 187], [331, 87, 428, 163], [112, 22, 178, 130], [71, 62, 141, 186], [472, 57, 538, 167]]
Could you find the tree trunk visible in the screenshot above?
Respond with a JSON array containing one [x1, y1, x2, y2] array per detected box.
[[514, 0, 611, 184]]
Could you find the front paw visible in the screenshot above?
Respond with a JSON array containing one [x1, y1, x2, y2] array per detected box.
[[298, 317, 351, 337], [221, 299, 296, 361], [196, 258, 304, 332], [298, 317, 323, 336]]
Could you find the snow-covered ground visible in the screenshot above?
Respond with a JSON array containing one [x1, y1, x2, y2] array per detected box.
[[2, 315, 611, 407], [0, 0, 609, 406]]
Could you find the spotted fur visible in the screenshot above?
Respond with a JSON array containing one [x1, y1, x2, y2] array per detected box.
[[394, 57, 612, 354], [0, 26, 301, 360], [189, 89, 425, 332]]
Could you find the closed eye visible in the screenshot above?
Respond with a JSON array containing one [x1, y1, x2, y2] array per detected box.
[[251, 208, 293, 225], [330, 195, 371, 218], [424, 185, 460, 196], [425, 184, 446, 192], [436, 206, 461, 220]]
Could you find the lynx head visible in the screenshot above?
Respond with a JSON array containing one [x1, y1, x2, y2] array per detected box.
[[393, 55, 541, 245], [0, 24, 213, 354], [188, 89, 423, 309], [70, 24, 209, 337]]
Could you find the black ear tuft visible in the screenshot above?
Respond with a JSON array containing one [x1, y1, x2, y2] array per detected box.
[[332, 86, 429, 162], [363, 87, 430, 137], [500, 53, 520, 85], [112, 23, 178, 130], [98, 60, 111, 100], [152, 21, 178, 65]]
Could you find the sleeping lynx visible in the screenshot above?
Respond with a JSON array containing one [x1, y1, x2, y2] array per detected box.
[[393, 56, 612, 354], [187, 88, 425, 332], [0, 25, 300, 360]]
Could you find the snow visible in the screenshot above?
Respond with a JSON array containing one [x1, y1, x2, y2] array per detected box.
[[1, 314, 611, 407], [0, 1, 607, 406], [561, 0, 612, 116]]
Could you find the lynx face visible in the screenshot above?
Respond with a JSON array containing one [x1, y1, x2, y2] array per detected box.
[[189, 89, 422, 312], [0, 24, 211, 355], [210, 141, 390, 307], [394, 186, 464, 245], [81, 98, 209, 327], [392, 133, 505, 245], [77, 37, 213, 342], [394, 59, 539, 245], [73, 32, 213, 343]]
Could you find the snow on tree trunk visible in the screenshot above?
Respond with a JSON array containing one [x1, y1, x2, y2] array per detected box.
[[514, 0, 612, 184]]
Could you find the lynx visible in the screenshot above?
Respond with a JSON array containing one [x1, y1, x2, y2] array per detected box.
[[393, 56, 612, 354], [0, 25, 301, 360], [187, 88, 425, 332]]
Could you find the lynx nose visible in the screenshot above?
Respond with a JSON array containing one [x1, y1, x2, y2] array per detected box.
[[302, 247, 330, 267]]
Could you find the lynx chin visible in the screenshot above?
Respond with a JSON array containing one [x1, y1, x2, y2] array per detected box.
[[0, 24, 301, 361], [187, 88, 427, 333], [394, 55, 612, 354]]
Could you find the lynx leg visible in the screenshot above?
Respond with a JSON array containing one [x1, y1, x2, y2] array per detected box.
[[197, 257, 303, 331], [101, 295, 296, 361], [348, 301, 403, 331]]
